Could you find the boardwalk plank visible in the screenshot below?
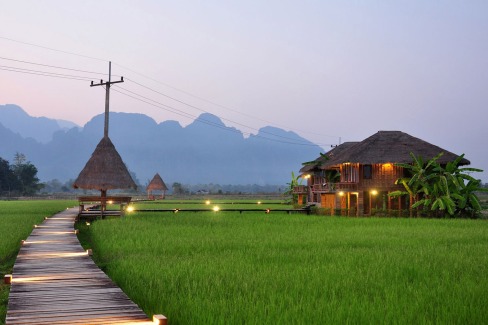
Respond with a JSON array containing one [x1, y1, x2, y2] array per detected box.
[[6, 208, 152, 325]]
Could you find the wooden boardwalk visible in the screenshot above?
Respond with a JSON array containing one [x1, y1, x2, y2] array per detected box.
[[6, 208, 154, 325]]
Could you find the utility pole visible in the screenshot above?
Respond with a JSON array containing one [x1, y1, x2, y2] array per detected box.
[[90, 61, 124, 138]]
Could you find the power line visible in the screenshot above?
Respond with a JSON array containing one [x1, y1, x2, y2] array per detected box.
[[0, 66, 92, 81], [1, 35, 339, 146], [118, 81, 328, 145], [116, 64, 340, 140], [0, 58, 334, 146], [111, 86, 331, 146], [0, 55, 109, 76]]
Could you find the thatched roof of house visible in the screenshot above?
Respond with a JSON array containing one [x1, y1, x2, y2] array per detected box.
[[300, 142, 359, 173], [147, 173, 168, 191], [73, 136, 137, 191], [320, 131, 470, 168]]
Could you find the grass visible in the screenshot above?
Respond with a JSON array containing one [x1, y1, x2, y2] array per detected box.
[[0, 200, 76, 325], [129, 199, 288, 211], [2, 199, 487, 324], [78, 210, 488, 324]]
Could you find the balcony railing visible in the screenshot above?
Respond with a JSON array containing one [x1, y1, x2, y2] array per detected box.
[[335, 182, 359, 191], [293, 182, 359, 194], [313, 184, 331, 192], [292, 185, 308, 194]]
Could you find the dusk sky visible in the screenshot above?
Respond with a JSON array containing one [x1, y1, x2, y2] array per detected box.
[[1, 1, 487, 181]]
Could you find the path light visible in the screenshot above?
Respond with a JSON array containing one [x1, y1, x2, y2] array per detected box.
[[127, 206, 134, 212], [371, 190, 378, 196], [213, 206, 220, 212], [153, 314, 167, 325], [257, 201, 262, 205], [86, 222, 91, 226], [205, 200, 211, 205], [4, 274, 12, 284], [265, 209, 270, 214], [174, 208, 179, 213], [86, 249, 93, 256]]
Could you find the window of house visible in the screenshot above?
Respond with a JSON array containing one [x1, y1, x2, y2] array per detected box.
[[363, 164, 372, 179]]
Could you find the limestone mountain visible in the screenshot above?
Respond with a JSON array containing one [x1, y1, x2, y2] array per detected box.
[[0, 106, 323, 185], [0, 104, 79, 143]]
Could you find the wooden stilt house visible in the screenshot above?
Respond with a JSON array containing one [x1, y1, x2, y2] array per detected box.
[[147, 173, 168, 199], [294, 131, 470, 216]]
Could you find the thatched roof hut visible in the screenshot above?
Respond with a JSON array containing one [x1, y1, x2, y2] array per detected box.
[[73, 136, 137, 191], [319, 131, 470, 168], [146, 173, 168, 199]]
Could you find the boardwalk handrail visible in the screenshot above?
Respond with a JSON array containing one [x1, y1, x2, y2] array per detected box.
[[78, 195, 132, 219]]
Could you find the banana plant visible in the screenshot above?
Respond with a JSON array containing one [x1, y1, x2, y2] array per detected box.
[[284, 171, 303, 204], [390, 152, 485, 217]]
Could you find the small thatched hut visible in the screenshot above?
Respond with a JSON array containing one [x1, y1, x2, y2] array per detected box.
[[73, 136, 137, 213], [146, 173, 168, 199]]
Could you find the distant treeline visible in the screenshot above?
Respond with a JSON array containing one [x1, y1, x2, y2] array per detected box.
[[0, 153, 43, 196], [41, 179, 286, 195]]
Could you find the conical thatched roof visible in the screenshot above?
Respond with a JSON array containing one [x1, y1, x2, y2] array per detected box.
[[146, 173, 168, 191], [73, 136, 137, 191], [320, 131, 470, 168], [300, 142, 358, 173]]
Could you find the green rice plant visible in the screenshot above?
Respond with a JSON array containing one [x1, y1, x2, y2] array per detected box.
[[130, 199, 288, 211], [81, 212, 488, 324], [0, 200, 76, 324]]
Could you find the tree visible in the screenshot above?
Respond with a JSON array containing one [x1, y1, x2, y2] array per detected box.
[[172, 182, 187, 195], [12, 153, 44, 195], [13, 152, 26, 165], [390, 153, 486, 218], [0, 157, 15, 194], [284, 171, 303, 204]]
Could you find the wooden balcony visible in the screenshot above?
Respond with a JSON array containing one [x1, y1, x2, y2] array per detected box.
[[335, 182, 359, 191], [292, 185, 308, 194], [294, 182, 359, 194], [312, 184, 332, 192]]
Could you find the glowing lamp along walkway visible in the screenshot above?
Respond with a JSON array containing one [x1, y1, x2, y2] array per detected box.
[[5, 207, 166, 324]]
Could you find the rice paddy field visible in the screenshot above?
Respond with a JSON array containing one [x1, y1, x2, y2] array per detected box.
[[1, 199, 488, 324], [0, 200, 76, 324], [75, 200, 488, 325]]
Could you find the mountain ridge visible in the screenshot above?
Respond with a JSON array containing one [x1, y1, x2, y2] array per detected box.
[[0, 105, 322, 185], [0, 104, 80, 143]]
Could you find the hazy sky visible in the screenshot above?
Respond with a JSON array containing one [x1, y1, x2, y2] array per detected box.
[[1, 1, 487, 181]]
